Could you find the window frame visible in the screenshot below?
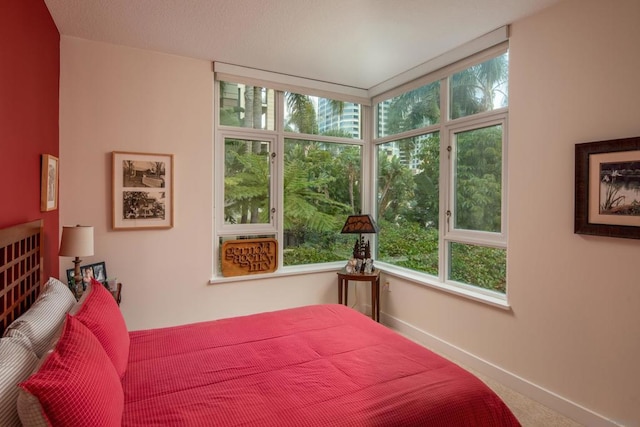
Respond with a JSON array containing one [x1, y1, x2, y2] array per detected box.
[[213, 81, 368, 278], [372, 45, 510, 306], [444, 113, 508, 245], [215, 129, 280, 235], [212, 43, 510, 308]]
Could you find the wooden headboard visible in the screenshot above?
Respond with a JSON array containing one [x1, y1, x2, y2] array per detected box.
[[0, 219, 44, 335]]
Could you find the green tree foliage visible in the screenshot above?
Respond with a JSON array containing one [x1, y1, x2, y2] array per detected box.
[[450, 54, 508, 119], [286, 93, 318, 134], [409, 133, 440, 228], [377, 153, 415, 221], [377, 53, 508, 292], [454, 126, 502, 232], [378, 219, 439, 276], [223, 139, 270, 224], [449, 243, 506, 293], [281, 140, 360, 265], [384, 81, 440, 136], [283, 141, 351, 233]]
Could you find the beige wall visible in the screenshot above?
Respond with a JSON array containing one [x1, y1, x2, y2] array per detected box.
[[383, 0, 640, 424], [59, 0, 639, 424], [510, 0, 639, 422]]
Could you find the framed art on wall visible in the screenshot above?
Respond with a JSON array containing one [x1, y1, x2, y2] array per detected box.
[[40, 154, 58, 212], [112, 151, 174, 230], [575, 136, 640, 239]]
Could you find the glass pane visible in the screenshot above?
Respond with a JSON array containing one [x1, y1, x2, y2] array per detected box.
[[450, 51, 509, 120], [377, 80, 440, 138], [224, 138, 271, 225], [453, 125, 502, 233], [283, 139, 361, 265], [448, 242, 506, 293], [284, 93, 361, 139], [219, 81, 275, 130], [376, 132, 440, 275]]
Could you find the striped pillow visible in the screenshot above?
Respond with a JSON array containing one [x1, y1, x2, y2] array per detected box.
[[17, 315, 123, 426], [3, 277, 76, 357], [74, 278, 129, 378], [0, 334, 39, 427]]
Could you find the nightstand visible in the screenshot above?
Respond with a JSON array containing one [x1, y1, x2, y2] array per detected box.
[[337, 268, 380, 322]]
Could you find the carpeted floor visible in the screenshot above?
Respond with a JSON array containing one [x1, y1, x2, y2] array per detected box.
[[472, 371, 583, 426]]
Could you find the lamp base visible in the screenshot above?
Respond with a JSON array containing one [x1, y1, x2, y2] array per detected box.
[[351, 235, 373, 273], [72, 257, 83, 299]]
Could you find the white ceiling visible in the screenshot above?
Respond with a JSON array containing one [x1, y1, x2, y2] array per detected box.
[[44, 0, 562, 89]]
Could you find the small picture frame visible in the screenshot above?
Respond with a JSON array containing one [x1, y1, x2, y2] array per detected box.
[[40, 154, 59, 212], [575, 136, 640, 239], [67, 261, 108, 291], [112, 151, 174, 230]]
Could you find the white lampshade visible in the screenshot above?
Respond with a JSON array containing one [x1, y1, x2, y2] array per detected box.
[[59, 225, 94, 257]]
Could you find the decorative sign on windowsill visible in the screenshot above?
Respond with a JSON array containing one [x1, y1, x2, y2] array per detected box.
[[221, 238, 278, 277]]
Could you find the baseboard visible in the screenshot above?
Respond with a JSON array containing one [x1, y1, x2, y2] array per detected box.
[[379, 310, 622, 427]]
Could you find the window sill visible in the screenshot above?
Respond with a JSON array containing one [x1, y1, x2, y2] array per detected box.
[[209, 261, 345, 285], [209, 261, 512, 311], [374, 262, 512, 310]]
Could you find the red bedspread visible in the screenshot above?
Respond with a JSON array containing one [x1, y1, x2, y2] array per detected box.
[[121, 304, 520, 426]]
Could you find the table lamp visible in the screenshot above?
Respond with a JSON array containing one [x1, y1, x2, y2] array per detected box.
[[341, 214, 379, 273], [59, 225, 94, 298]]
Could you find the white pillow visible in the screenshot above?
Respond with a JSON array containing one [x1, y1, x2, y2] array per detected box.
[[3, 277, 76, 357], [0, 334, 39, 427]]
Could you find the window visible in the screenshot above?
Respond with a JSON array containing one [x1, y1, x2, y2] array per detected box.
[[219, 82, 275, 130], [377, 132, 440, 276], [282, 138, 361, 266], [223, 137, 273, 226], [213, 42, 509, 301], [374, 48, 509, 297], [215, 82, 364, 275], [377, 80, 440, 138]]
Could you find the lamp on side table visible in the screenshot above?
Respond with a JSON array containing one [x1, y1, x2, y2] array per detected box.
[[59, 225, 94, 299], [341, 214, 379, 273]]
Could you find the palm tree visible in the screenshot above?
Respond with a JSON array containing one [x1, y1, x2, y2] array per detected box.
[[286, 93, 318, 134], [377, 154, 415, 220], [385, 81, 440, 135], [450, 54, 508, 119]]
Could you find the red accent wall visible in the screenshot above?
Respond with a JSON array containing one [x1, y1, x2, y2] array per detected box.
[[0, 0, 60, 279]]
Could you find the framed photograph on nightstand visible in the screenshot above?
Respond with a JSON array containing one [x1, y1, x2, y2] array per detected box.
[[66, 261, 108, 291]]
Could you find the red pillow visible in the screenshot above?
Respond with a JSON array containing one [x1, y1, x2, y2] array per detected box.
[[19, 315, 123, 426], [74, 278, 130, 378]]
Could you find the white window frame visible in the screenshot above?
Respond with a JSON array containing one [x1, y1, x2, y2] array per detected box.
[[212, 80, 368, 281], [442, 113, 508, 300], [444, 113, 508, 244], [211, 34, 511, 307], [372, 44, 510, 308], [215, 129, 279, 235]]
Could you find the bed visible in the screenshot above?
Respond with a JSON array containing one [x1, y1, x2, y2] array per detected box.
[[0, 220, 521, 426]]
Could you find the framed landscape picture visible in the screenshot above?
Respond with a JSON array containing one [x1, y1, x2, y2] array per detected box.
[[40, 154, 59, 212], [575, 136, 640, 239], [112, 151, 174, 230]]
